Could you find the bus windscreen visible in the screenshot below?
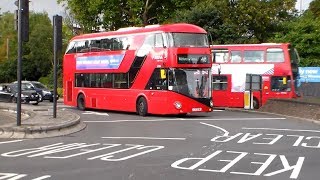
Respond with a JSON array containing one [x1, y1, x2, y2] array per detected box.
[[171, 33, 209, 47]]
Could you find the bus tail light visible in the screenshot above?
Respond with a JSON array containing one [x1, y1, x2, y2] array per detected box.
[[174, 101, 182, 109]]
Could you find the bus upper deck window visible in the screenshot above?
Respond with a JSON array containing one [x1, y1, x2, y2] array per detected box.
[[230, 51, 242, 63], [266, 48, 284, 62], [212, 49, 228, 63], [155, 34, 164, 47], [244, 50, 264, 62]]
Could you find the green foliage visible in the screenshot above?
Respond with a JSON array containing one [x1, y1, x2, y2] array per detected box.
[[0, 12, 17, 62], [58, 0, 195, 31], [271, 11, 320, 67], [0, 12, 65, 84], [25, 13, 53, 80], [309, 0, 320, 17], [0, 59, 17, 82], [172, 0, 296, 44], [231, 0, 297, 42]]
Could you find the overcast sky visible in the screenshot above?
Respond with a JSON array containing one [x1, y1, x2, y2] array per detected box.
[[0, 0, 64, 19], [0, 0, 314, 20]]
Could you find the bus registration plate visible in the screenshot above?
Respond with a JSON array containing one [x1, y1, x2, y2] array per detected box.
[[192, 108, 202, 112]]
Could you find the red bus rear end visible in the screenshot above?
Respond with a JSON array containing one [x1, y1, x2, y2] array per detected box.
[[211, 43, 300, 109]]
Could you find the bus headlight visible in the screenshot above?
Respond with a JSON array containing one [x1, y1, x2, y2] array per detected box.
[[210, 100, 213, 107], [174, 101, 182, 110]]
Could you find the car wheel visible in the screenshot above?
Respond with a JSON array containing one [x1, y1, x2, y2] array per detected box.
[[49, 98, 53, 102], [32, 102, 39, 105], [38, 94, 43, 102], [11, 97, 17, 103], [136, 97, 148, 116], [77, 94, 86, 111]]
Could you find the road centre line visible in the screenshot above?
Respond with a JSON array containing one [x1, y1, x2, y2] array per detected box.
[[200, 122, 229, 136], [243, 127, 320, 133], [0, 140, 24, 144], [84, 117, 286, 123], [101, 137, 186, 140]]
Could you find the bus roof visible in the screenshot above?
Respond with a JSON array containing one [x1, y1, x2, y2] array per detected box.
[[210, 43, 291, 48], [71, 23, 207, 41]]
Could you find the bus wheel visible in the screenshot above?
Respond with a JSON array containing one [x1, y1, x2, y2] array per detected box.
[[77, 94, 86, 111], [253, 98, 260, 109], [137, 97, 148, 116]]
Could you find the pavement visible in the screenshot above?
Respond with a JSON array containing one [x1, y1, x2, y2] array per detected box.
[[0, 100, 86, 139]]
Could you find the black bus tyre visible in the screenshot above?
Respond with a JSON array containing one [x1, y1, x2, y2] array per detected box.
[[77, 94, 86, 111], [137, 97, 148, 116], [253, 98, 260, 109]]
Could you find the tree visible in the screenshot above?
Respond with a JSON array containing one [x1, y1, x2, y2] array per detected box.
[[57, 0, 194, 32], [0, 12, 56, 82], [0, 12, 17, 62], [173, 0, 243, 44], [172, 0, 297, 44], [230, 0, 297, 43], [271, 11, 320, 67], [309, 0, 320, 17]]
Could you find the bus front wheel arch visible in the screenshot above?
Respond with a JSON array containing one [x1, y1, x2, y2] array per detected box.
[[77, 93, 86, 111], [253, 97, 260, 109], [136, 97, 148, 116]]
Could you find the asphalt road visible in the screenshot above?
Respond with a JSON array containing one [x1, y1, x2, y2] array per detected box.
[[0, 104, 320, 180]]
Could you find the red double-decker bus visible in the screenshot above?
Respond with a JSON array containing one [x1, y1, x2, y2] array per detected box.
[[211, 43, 300, 109], [63, 23, 213, 116]]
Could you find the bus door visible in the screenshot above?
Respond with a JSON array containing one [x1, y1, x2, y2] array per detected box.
[[145, 69, 168, 113], [212, 75, 230, 107], [245, 74, 262, 109]]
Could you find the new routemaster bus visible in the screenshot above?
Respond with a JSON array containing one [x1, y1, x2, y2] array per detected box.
[[63, 23, 213, 116], [211, 43, 300, 109]]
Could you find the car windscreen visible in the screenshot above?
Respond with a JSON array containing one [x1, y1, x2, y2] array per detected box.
[[21, 83, 35, 90], [33, 82, 47, 89]]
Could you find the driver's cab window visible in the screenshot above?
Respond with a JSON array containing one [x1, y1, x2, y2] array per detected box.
[[271, 76, 291, 92]]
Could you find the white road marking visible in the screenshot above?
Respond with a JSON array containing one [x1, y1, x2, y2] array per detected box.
[[242, 127, 320, 133], [200, 122, 229, 136], [82, 111, 109, 116], [84, 117, 286, 123], [213, 109, 224, 112], [0, 140, 24, 144], [101, 137, 186, 140], [32, 175, 51, 180]]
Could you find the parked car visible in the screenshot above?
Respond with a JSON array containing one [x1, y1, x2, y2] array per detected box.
[[0, 84, 13, 102], [8, 83, 40, 105], [13, 81, 59, 102]]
